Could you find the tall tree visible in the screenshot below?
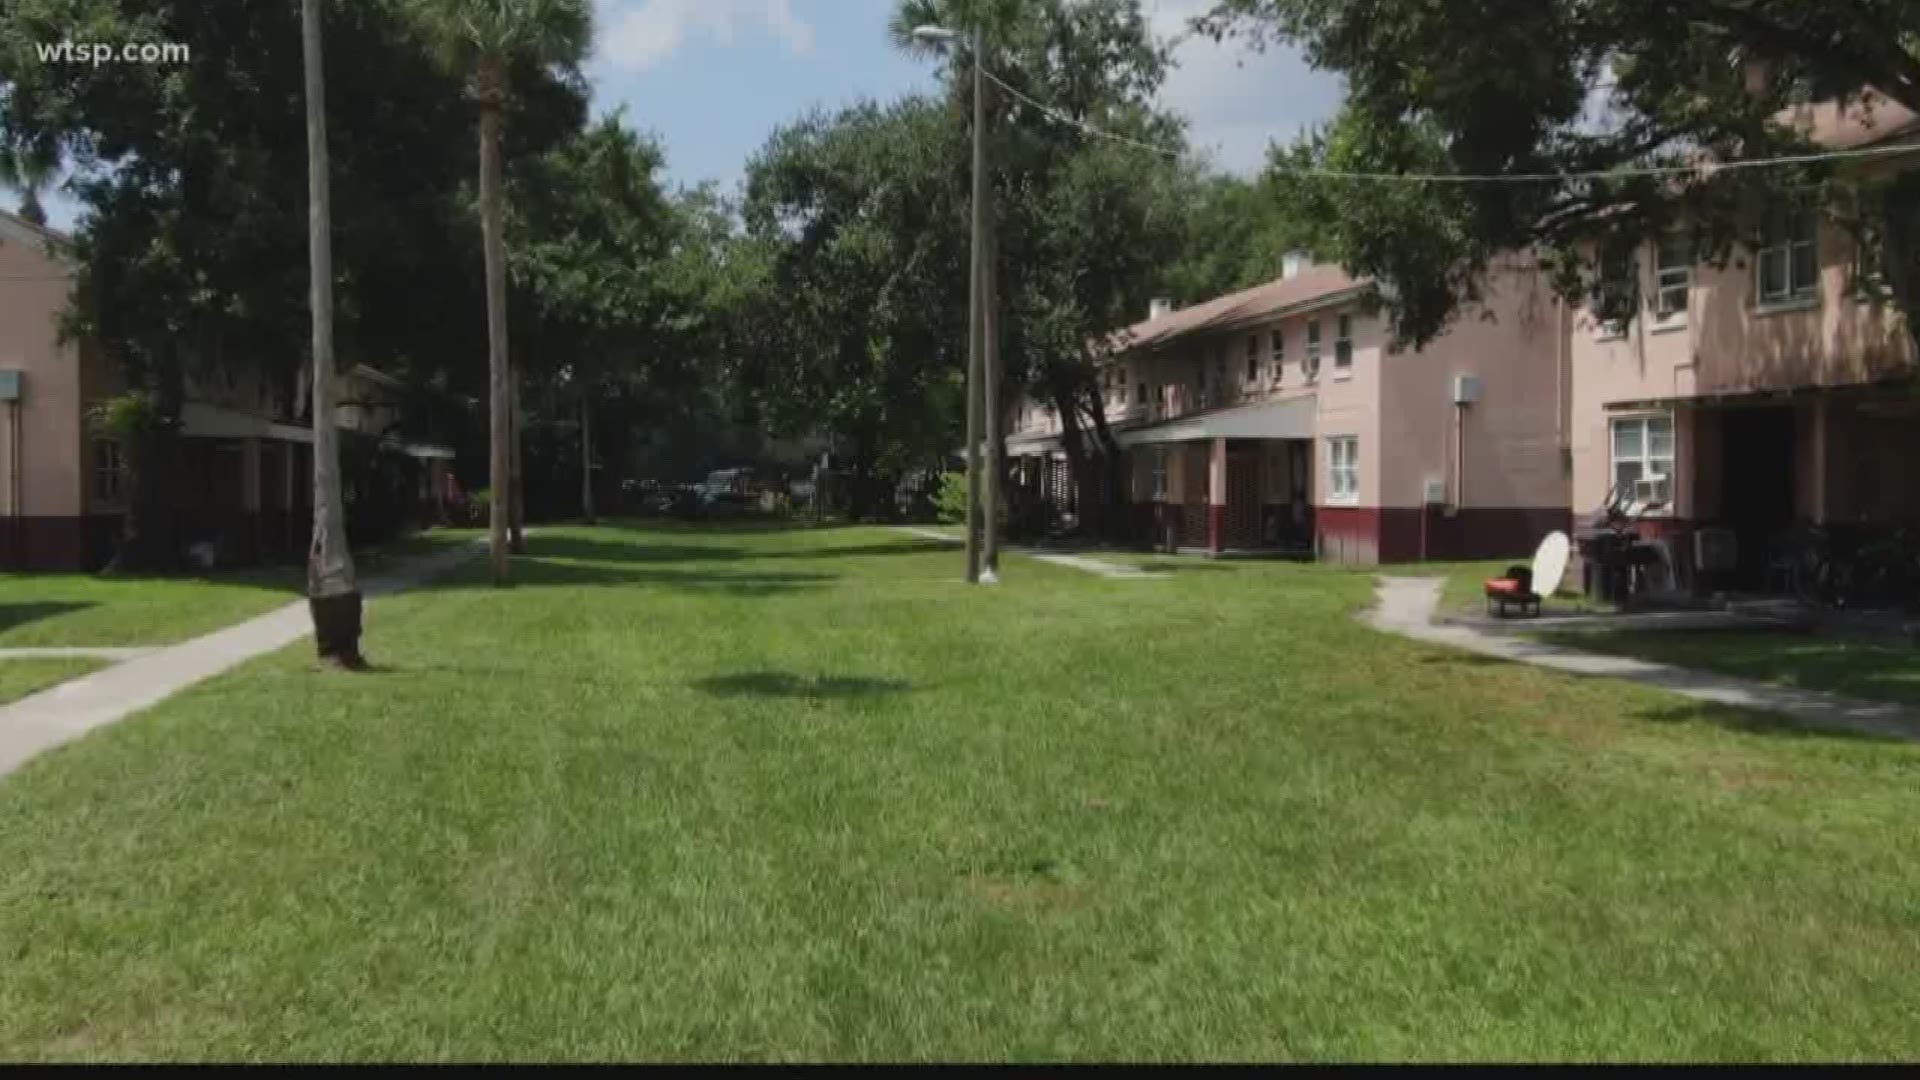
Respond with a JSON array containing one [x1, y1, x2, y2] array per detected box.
[[3, 0, 570, 570], [301, 0, 362, 668], [407, 0, 592, 583], [509, 115, 673, 522], [1204, 0, 1920, 348], [892, 0, 1192, 536], [740, 98, 970, 518], [0, 141, 58, 226]]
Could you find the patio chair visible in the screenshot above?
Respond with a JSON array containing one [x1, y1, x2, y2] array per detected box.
[[1484, 565, 1540, 617], [1483, 531, 1572, 620]]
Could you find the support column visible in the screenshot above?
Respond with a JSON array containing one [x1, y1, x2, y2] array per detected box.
[[241, 437, 263, 564], [1810, 397, 1831, 525], [1208, 437, 1227, 554]]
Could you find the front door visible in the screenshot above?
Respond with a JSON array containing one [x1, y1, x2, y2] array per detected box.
[[1721, 406, 1796, 585]]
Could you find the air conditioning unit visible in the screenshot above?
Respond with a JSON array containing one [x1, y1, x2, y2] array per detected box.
[[1451, 374, 1482, 405], [1634, 475, 1671, 511], [0, 370, 20, 402], [1423, 477, 1448, 505]]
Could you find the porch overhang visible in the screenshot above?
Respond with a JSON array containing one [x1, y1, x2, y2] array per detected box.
[[1604, 376, 1918, 413], [1005, 431, 1064, 456], [1116, 395, 1317, 447], [181, 402, 315, 445]]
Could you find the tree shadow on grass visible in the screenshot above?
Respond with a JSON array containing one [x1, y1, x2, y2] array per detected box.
[[692, 671, 915, 700], [425, 558, 836, 596], [528, 534, 940, 566], [0, 601, 96, 635], [1628, 699, 1908, 744], [1133, 560, 1240, 575], [528, 536, 745, 565]]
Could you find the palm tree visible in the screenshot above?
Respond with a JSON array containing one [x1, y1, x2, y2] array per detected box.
[[301, 0, 365, 668], [408, 0, 593, 584]]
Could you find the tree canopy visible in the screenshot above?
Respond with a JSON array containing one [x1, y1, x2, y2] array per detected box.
[[1206, 0, 1920, 347]]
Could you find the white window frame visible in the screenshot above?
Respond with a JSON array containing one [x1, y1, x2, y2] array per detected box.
[[1325, 435, 1359, 505], [1609, 413, 1675, 513], [1151, 448, 1168, 502], [92, 437, 127, 506], [1333, 313, 1353, 371], [1269, 328, 1286, 384], [1654, 235, 1690, 326], [1756, 209, 1819, 310], [1244, 335, 1261, 385], [1304, 319, 1323, 381]]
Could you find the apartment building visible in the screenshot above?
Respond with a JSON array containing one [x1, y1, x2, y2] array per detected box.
[[1567, 94, 1920, 587], [0, 210, 454, 571], [1007, 255, 1571, 564]]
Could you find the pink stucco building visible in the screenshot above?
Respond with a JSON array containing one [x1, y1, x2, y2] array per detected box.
[[0, 209, 453, 571], [1008, 255, 1573, 564], [1565, 95, 1919, 588]]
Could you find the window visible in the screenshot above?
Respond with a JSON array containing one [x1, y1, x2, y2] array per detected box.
[[1117, 366, 1128, 387], [1610, 415, 1674, 509], [1334, 314, 1353, 368], [1655, 236, 1691, 321], [1596, 246, 1638, 333], [1151, 448, 1168, 502], [1136, 380, 1147, 405], [1305, 319, 1322, 378], [1326, 436, 1358, 504], [1853, 225, 1889, 300], [1757, 209, 1818, 307], [92, 438, 126, 504], [1245, 335, 1260, 383]]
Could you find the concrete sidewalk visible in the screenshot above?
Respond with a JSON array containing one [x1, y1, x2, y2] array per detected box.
[[1368, 576, 1920, 743], [0, 541, 483, 780]]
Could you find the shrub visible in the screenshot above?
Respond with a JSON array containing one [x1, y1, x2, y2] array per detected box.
[[935, 472, 968, 524]]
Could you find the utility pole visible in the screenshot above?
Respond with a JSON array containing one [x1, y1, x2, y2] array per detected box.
[[982, 176, 1001, 583], [962, 24, 987, 584]]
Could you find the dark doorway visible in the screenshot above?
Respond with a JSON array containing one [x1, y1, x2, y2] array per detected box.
[[1721, 406, 1796, 584]]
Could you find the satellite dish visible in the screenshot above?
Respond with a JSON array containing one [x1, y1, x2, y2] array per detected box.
[[1531, 531, 1572, 599]]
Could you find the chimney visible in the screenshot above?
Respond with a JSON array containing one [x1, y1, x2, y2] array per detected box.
[[1281, 250, 1312, 280], [1148, 297, 1176, 321]]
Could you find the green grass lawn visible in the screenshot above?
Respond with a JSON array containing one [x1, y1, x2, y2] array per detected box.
[[0, 658, 105, 705], [2, 523, 1920, 1060], [0, 529, 477, 649], [1541, 628, 1920, 710]]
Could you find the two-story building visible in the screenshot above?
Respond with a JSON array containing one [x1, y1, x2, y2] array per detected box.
[[1008, 254, 1572, 563], [0, 209, 454, 571], [1567, 94, 1919, 588]]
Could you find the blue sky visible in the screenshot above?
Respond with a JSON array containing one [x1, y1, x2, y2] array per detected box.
[[27, 0, 1344, 229]]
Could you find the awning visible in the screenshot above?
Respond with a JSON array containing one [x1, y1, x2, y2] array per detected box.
[[181, 402, 315, 444], [1116, 395, 1317, 447]]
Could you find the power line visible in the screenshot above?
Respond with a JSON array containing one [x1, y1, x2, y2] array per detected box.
[[982, 67, 1920, 183]]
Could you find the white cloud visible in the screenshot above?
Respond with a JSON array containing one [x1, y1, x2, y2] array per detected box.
[[598, 0, 817, 72], [1146, 0, 1344, 175]]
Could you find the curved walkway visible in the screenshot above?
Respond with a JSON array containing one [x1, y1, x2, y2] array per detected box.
[[1368, 575, 1920, 743], [0, 542, 484, 780]]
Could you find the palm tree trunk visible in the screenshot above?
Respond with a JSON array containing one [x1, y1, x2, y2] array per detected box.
[[301, 0, 363, 666], [478, 63, 511, 586], [580, 391, 596, 523]]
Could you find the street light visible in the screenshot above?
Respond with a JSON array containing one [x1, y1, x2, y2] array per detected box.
[[913, 23, 999, 585]]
